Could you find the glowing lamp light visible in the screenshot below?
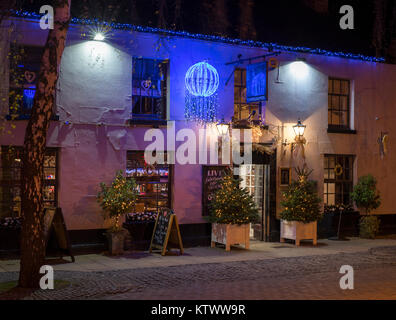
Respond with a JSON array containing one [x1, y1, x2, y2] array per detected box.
[[185, 61, 219, 97], [94, 33, 105, 41], [290, 58, 308, 79], [293, 118, 306, 137], [216, 117, 229, 136]]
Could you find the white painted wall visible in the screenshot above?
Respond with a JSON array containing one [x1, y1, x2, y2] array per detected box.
[[1, 18, 396, 230]]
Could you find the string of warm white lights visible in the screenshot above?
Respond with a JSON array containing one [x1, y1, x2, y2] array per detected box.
[[11, 10, 385, 63]]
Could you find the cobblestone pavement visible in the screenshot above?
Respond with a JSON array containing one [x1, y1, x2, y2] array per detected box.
[[1, 246, 396, 300]]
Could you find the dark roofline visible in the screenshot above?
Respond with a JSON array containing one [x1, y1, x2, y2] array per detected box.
[[11, 10, 385, 63]]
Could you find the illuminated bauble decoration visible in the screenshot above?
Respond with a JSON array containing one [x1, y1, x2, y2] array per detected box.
[[185, 61, 219, 97]]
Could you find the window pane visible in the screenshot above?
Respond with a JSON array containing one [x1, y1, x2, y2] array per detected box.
[[241, 70, 246, 86], [234, 69, 242, 85], [324, 155, 354, 206], [1, 147, 58, 218], [333, 80, 340, 94], [9, 46, 43, 116], [44, 186, 55, 201], [327, 194, 335, 205], [241, 88, 247, 102], [331, 95, 339, 108], [340, 96, 348, 110], [126, 151, 171, 211], [234, 69, 260, 121], [331, 110, 340, 125], [328, 157, 335, 168], [44, 168, 56, 180], [44, 155, 56, 168], [234, 87, 242, 102], [324, 157, 329, 169], [335, 193, 342, 204], [340, 111, 348, 126], [341, 81, 349, 95], [132, 58, 166, 119], [344, 157, 350, 169]]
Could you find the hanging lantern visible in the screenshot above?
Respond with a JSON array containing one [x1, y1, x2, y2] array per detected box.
[[185, 61, 219, 123]]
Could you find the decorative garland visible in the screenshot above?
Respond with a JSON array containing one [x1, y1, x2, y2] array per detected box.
[[11, 10, 385, 63]]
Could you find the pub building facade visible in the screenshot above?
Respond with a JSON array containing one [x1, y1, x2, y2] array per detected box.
[[1, 12, 396, 251]]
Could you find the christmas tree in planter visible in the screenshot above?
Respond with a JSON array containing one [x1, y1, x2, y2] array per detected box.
[[280, 166, 322, 246], [206, 174, 259, 251]]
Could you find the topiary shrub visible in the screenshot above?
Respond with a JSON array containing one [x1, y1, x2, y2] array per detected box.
[[350, 174, 382, 239], [97, 170, 138, 232], [350, 174, 381, 215], [359, 216, 380, 239]]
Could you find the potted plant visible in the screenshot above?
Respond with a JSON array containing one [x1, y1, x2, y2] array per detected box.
[[123, 211, 158, 250], [319, 204, 359, 239], [97, 170, 138, 255], [280, 167, 322, 246], [350, 174, 381, 239], [206, 174, 259, 251]]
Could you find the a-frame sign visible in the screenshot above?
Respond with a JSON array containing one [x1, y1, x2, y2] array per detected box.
[[149, 209, 184, 256], [43, 207, 75, 262]]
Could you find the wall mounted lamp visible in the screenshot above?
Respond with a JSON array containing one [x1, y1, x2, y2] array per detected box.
[[94, 33, 105, 41], [216, 117, 230, 136], [282, 118, 307, 147]]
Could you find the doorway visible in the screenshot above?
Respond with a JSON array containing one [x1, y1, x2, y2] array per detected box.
[[239, 164, 270, 241]]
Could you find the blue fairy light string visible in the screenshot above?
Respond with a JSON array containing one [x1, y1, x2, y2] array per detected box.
[[12, 10, 385, 63]]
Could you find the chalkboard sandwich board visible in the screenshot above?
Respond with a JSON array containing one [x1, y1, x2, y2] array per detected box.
[[202, 165, 231, 216], [149, 208, 184, 256], [43, 207, 75, 262]]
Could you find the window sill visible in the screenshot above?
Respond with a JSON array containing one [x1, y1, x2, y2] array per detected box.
[[327, 127, 356, 134], [128, 119, 167, 127], [6, 114, 60, 121]]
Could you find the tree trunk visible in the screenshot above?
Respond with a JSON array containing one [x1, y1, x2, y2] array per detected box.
[[19, 0, 71, 289]]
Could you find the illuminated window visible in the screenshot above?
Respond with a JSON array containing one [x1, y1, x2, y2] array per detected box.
[[126, 151, 172, 213], [9, 45, 43, 117], [0, 146, 58, 218], [323, 154, 353, 206], [233, 69, 260, 121], [328, 78, 350, 129], [132, 58, 168, 120]]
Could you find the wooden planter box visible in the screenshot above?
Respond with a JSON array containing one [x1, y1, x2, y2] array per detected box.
[[106, 229, 127, 255], [318, 211, 360, 239], [0, 228, 21, 253], [280, 220, 317, 246], [211, 223, 250, 251], [123, 221, 155, 250]]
